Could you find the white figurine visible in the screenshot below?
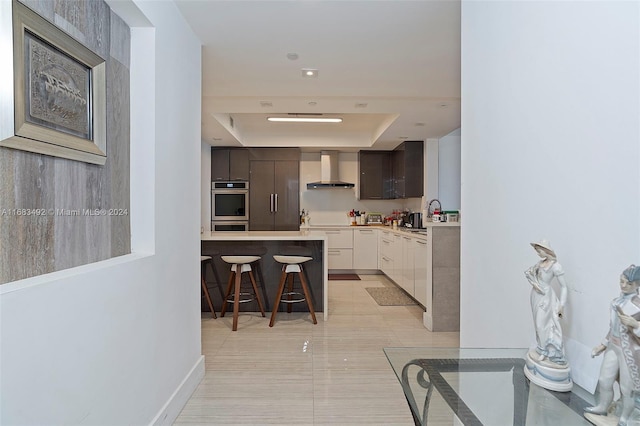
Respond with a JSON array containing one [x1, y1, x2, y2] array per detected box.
[[523, 239, 573, 391], [585, 264, 640, 426]]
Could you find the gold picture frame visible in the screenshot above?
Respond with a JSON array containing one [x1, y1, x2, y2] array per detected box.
[[0, 0, 107, 165]]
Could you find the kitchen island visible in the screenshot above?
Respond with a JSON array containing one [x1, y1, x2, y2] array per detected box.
[[201, 231, 328, 320]]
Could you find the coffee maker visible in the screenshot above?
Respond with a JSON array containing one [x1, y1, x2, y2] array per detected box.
[[408, 212, 423, 229]]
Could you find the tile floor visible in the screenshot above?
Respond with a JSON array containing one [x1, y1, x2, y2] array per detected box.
[[175, 274, 460, 425]]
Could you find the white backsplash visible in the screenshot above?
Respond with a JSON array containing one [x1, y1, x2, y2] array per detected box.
[[300, 152, 421, 226]]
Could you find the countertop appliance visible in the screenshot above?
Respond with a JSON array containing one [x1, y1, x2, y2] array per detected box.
[[408, 212, 423, 229], [211, 181, 249, 231]]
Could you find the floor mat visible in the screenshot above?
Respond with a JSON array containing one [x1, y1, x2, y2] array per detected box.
[[328, 273, 360, 280], [365, 287, 417, 306]]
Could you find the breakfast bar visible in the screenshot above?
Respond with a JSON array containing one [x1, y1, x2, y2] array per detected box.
[[201, 231, 328, 320]]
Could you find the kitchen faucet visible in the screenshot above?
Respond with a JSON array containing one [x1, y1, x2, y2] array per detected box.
[[426, 199, 441, 218]]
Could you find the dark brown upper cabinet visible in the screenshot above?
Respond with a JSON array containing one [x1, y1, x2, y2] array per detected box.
[[211, 148, 250, 181], [358, 151, 392, 200], [393, 141, 424, 199], [358, 141, 423, 200]]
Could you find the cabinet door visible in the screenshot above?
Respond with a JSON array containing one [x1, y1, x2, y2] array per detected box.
[[401, 236, 415, 295], [414, 238, 428, 307], [273, 160, 299, 231], [359, 151, 391, 200], [391, 141, 423, 198], [403, 141, 424, 198], [353, 228, 378, 269], [211, 148, 230, 181], [392, 150, 405, 199], [229, 149, 249, 180], [249, 161, 274, 231], [328, 248, 353, 270]]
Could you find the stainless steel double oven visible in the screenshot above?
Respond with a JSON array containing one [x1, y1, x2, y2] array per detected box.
[[211, 181, 249, 232]]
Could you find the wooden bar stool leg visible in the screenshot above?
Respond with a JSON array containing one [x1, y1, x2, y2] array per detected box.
[[248, 271, 266, 317], [220, 271, 235, 317], [253, 261, 270, 311], [269, 270, 289, 327], [201, 276, 217, 319], [232, 266, 242, 331], [298, 265, 317, 324], [207, 258, 225, 300]]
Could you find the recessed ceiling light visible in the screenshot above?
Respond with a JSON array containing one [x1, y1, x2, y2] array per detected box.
[[439, 103, 449, 108], [286, 53, 299, 60], [260, 101, 273, 107], [398, 136, 409, 140], [355, 103, 368, 108], [415, 122, 425, 127], [212, 137, 222, 141], [268, 116, 342, 123], [302, 68, 318, 78], [308, 101, 317, 106]]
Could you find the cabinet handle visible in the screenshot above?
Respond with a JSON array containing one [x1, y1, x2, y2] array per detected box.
[[274, 193, 278, 212], [325, 230, 341, 234], [269, 194, 274, 213], [328, 250, 341, 255], [416, 240, 427, 246], [403, 237, 411, 241], [359, 230, 374, 234]]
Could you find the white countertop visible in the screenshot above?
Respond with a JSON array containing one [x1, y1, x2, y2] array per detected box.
[[201, 230, 327, 241]]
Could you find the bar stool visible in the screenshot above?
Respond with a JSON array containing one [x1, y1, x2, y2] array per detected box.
[[201, 252, 225, 300], [220, 256, 266, 331], [228, 245, 270, 311], [269, 255, 317, 327], [200, 256, 217, 319]]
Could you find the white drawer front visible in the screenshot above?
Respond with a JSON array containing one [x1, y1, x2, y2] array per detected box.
[[328, 248, 353, 269]]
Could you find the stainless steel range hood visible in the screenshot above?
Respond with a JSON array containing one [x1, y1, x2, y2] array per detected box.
[[306, 151, 355, 189]]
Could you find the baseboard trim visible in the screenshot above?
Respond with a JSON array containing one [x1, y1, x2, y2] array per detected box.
[[150, 355, 205, 426]]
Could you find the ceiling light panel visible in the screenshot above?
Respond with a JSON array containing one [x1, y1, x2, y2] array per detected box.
[[301, 68, 318, 78], [267, 117, 342, 123]]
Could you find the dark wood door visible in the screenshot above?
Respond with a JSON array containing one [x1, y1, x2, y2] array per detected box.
[[211, 148, 230, 181], [229, 149, 249, 181], [249, 161, 274, 230], [359, 151, 391, 200], [273, 160, 299, 230]]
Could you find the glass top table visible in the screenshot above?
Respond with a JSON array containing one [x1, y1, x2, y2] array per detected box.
[[384, 348, 594, 426]]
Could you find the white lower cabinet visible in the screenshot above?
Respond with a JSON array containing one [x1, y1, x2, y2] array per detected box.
[[353, 228, 378, 269], [400, 235, 415, 296], [379, 230, 395, 278], [327, 248, 353, 269], [414, 237, 429, 307], [318, 228, 353, 270]]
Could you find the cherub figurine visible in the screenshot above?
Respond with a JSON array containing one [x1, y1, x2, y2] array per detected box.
[[585, 264, 640, 426]]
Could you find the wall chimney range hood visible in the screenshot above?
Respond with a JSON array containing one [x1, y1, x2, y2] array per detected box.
[[307, 151, 355, 189]]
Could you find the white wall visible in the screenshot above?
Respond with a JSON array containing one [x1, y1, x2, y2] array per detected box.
[[461, 1, 640, 391], [438, 128, 461, 211], [0, 1, 203, 424]]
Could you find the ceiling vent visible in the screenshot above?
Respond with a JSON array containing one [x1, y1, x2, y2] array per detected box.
[[306, 151, 355, 189]]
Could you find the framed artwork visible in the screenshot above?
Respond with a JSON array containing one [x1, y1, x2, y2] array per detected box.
[[0, 0, 107, 165]]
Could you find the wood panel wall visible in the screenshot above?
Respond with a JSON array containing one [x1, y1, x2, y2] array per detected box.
[[0, 0, 131, 284]]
